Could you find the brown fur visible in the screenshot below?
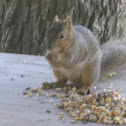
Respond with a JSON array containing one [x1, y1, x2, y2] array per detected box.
[[42, 16, 101, 94], [42, 16, 126, 95]]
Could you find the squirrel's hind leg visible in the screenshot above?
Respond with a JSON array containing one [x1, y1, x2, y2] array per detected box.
[[42, 69, 68, 89], [78, 54, 101, 95]]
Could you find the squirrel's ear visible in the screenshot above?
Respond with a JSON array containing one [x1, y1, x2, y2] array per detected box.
[[64, 16, 73, 32], [52, 15, 59, 24]]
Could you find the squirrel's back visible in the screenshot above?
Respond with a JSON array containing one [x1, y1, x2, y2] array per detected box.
[[73, 25, 101, 59], [74, 25, 98, 44], [74, 25, 99, 48]]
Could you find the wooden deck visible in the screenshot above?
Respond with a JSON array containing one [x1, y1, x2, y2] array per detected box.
[[0, 53, 126, 126]]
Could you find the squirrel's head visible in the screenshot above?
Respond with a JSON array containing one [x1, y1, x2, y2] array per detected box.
[[47, 15, 74, 53]]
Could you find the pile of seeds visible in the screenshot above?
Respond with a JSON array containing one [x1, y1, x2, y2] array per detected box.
[[58, 87, 126, 124], [24, 84, 126, 124]]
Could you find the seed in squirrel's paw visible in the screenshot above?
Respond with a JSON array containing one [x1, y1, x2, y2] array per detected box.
[[32, 87, 39, 92]]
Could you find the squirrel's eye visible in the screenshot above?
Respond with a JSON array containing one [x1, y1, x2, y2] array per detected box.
[[60, 33, 65, 39]]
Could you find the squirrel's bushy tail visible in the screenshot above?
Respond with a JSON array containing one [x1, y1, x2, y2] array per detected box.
[[101, 39, 126, 75]]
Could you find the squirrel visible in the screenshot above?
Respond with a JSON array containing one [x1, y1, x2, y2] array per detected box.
[[42, 15, 126, 95]]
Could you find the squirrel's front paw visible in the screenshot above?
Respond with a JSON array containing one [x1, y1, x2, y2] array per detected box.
[[77, 87, 91, 95], [42, 82, 54, 89]]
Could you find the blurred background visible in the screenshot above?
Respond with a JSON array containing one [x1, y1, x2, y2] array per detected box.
[[0, 0, 126, 55]]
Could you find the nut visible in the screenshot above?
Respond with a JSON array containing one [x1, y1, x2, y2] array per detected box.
[[113, 116, 120, 124], [59, 115, 64, 119], [37, 90, 43, 96], [60, 95, 65, 99], [32, 87, 39, 92], [26, 91, 33, 97], [74, 116, 79, 121], [52, 93, 57, 97], [55, 88, 62, 92], [105, 97, 111, 103]]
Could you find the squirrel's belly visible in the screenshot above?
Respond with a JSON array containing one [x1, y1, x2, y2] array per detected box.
[[59, 64, 84, 84]]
